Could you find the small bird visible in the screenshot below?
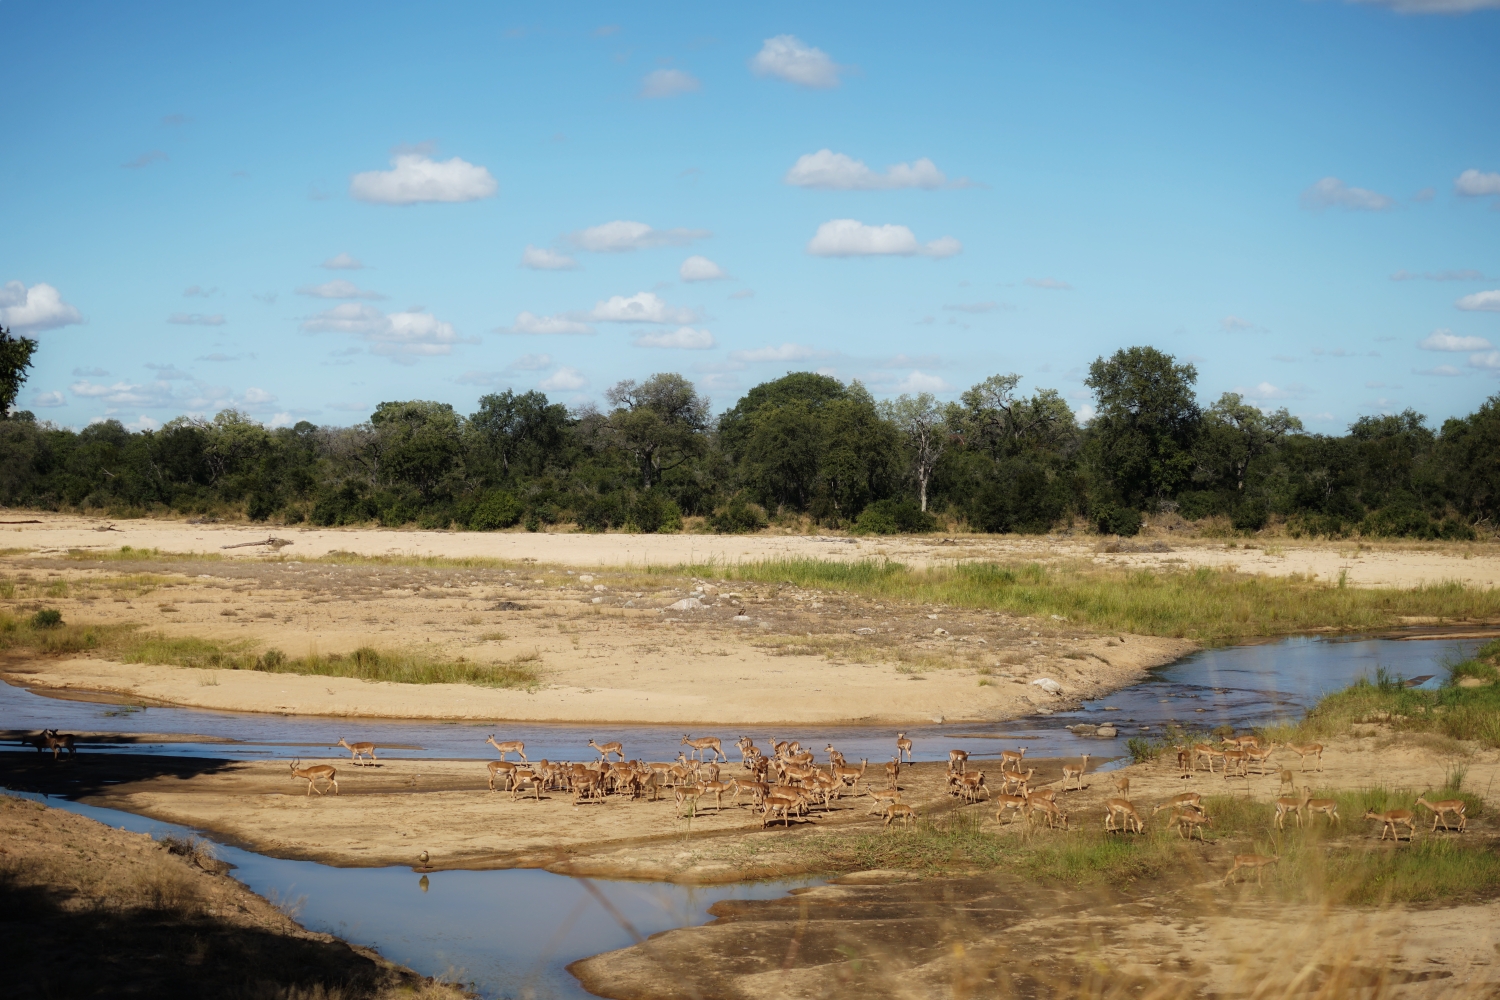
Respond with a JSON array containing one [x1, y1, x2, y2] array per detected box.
[[418, 850, 429, 865]]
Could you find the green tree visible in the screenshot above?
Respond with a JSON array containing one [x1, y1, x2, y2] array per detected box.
[[368, 400, 465, 498], [1084, 346, 1201, 508], [0, 326, 38, 417], [604, 373, 710, 489], [1195, 392, 1303, 492], [467, 390, 567, 480], [880, 392, 945, 511]]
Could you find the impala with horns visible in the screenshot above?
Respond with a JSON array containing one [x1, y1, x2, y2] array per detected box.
[[289, 760, 339, 796]]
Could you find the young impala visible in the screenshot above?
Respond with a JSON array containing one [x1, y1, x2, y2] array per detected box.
[[1415, 795, 1468, 833], [337, 738, 377, 766], [1364, 807, 1416, 842], [486, 736, 527, 761], [289, 760, 338, 796], [1224, 853, 1279, 886], [1060, 754, 1091, 792]]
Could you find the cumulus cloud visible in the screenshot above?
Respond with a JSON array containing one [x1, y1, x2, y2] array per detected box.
[[31, 391, 65, 408], [0, 281, 84, 332], [167, 313, 225, 326], [521, 245, 579, 270], [750, 35, 841, 88], [301, 304, 477, 359], [297, 280, 385, 300], [123, 150, 168, 169], [632, 326, 716, 349], [1347, 0, 1500, 13], [1300, 177, 1394, 212], [589, 292, 698, 324], [1391, 269, 1484, 281], [539, 367, 587, 391], [679, 255, 728, 282], [498, 312, 594, 335], [568, 220, 710, 252], [509, 353, 552, 370], [942, 302, 997, 314], [784, 150, 953, 191], [1025, 277, 1072, 290], [1235, 382, 1310, 401], [1468, 351, 1500, 371], [350, 152, 497, 205], [1457, 290, 1500, 312], [895, 371, 950, 392], [728, 343, 828, 364], [640, 68, 701, 98], [321, 253, 365, 270], [806, 219, 961, 258], [1455, 169, 1500, 196], [1419, 329, 1492, 351]]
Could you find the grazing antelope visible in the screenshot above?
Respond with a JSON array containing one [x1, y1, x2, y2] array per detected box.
[[1302, 788, 1340, 827], [883, 802, 916, 830], [681, 734, 726, 762], [1365, 807, 1416, 842], [1061, 753, 1092, 792], [958, 770, 989, 803], [486, 735, 527, 761], [1224, 853, 1279, 886], [948, 749, 970, 774], [289, 760, 338, 796], [511, 767, 542, 801], [865, 783, 901, 815], [1104, 798, 1144, 835], [993, 793, 1028, 824], [998, 747, 1027, 773], [1284, 742, 1324, 772], [896, 732, 913, 762], [1152, 792, 1203, 819], [1415, 795, 1467, 833], [1027, 796, 1068, 830], [1273, 792, 1305, 831], [487, 759, 518, 792], [588, 739, 625, 762], [1171, 806, 1211, 841], [41, 729, 76, 760], [337, 738, 377, 766]]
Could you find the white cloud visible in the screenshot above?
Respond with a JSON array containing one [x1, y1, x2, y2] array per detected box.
[[1456, 290, 1500, 312], [569, 220, 711, 252], [539, 367, 587, 391], [632, 326, 716, 349], [895, 371, 950, 393], [1348, 0, 1500, 13], [728, 343, 827, 363], [679, 255, 728, 282], [167, 312, 225, 326], [784, 150, 950, 191], [1075, 403, 1097, 423], [521, 245, 579, 270], [942, 302, 997, 314], [1221, 315, 1254, 332], [1417, 364, 1466, 377], [145, 364, 192, 380], [750, 35, 841, 88], [242, 387, 276, 404], [640, 69, 701, 99], [321, 253, 365, 270], [1235, 382, 1311, 401], [1455, 169, 1500, 196], [806, 219, 961, 258], [121, 415, 162, 431], [1468, 351, 1500, 371], [510, 353, 552, 370], [1300, 177, 1394, 212], [350, 152, 497, 205], [297, 280, 385, 300], [589, 292, 698, 324], [301, 304, 476, 358], [1025, 277, 1072, 290], [0, 281, 84, 333], [1419, 329, 1492, 351], [30, 391, 65, 408], [498, 311, 595, 335]]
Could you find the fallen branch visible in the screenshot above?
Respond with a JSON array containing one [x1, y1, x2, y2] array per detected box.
[[220, 537, 294, 550]]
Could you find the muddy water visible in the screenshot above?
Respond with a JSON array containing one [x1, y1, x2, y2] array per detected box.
[[2, 633, 1483, 767]]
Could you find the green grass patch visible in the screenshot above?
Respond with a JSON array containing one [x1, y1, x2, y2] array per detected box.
[[64, 546, 222, 562], [663, 558, 1500, 645]]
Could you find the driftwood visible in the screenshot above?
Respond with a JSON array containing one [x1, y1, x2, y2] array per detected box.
[[220, 537, 294, 550], [0, 519, 41, 524]]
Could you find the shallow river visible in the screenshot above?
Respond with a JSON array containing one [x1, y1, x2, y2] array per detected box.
[[0, 632, 1484, 998]]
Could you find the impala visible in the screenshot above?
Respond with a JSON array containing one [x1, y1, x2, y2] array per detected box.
[[41, 729, 76, 760], [1283, 742, 1324, 772], [883, 802, 916, 830], [1060, 753, 1091, 792], [681, 735, 726, 762], [948, 749, 970, 773], [884, 756, 901, 788], [1224, 853, 1279, 886], [1364, 807, 1416, 842], [1244, 746, 1276, 775], [289, 760, 338, 796], [958, 770, 989, 803], [896, 732, 913, 762], [1220, 749, 1249, 779], [674, 782, 705, 817], [1170, 806, 1211, 841], [998, 747, 1027, 773], [1302, 787, 1340, 827], [865, 783, 901, 815], [589, 739, 625, 761], [1002, 768, 1035, 796], [1173, 745, 1191, 774], [1104, 797, 1143, 835], [1151, 792, 1203, 818], [337, 738, 377, 766], [761, 791, 801, 828], [698, 779, 733, 812], [1193, 743, 1226, 774], [486, 736, 527, 761], [833, 758, 869, 786], [730, 778, 770, 808], [735, 737, 758, 764], [1112, 774, 1130, 797], [1278, 768, 1295, 797], [511, 767, 543, 801], [1027, 796, 1068, 830], [1273, 792, 1304, 831], [487, 759, 518, 792], [1414, 795, 1467, 833], [824, 744, 846, 767], [993, 793, 1027, 825]]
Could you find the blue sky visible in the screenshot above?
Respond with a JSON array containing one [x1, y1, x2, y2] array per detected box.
[[3, 0, 1498, 432]]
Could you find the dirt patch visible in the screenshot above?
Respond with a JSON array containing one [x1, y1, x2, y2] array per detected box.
[[0, 793, 467, 998]]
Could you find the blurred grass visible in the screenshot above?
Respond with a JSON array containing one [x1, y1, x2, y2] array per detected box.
[[665, 558, 1500, 645]]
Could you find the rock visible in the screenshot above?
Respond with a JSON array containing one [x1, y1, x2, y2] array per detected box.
[[733, 614, 752, 622], [591, 597, 603, 604], [1095, 725, 1119, 737], [666, 597, 705, 611], [933, 627, 949, 636], [1031, 678, 1064, 695], [1069, 724, 1098, 736], [578, 575, 594, 583], [593, 584, 606, 592], [853, 627, 876, 634]]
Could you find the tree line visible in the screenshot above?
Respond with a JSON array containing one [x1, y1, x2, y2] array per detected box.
[[0, 332, 1496, 539]]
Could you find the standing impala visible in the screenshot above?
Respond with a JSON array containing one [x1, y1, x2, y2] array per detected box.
[[337, 738, 377, 766], [895, 732, 913, 762], [589, 739, 625, 762], [998, 747, 1027, 773], [1415, 795, 1467, 833], [681, 735, 725, 762], [289, 760, 338, 796], [1061, 753, 1091, 791], [486, 736, 527, 761]]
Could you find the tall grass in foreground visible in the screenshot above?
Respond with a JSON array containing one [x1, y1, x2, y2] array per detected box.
[[0, 612, 540, 689], [668, 558, 1500, 644]]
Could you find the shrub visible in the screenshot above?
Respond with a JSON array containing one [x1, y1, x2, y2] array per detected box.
[[469, 490, 523, 531], [854, 498, 935, 535], [629, 492, 682, 534], [710, 495, 769, 534], [1232, 497, 1268, 533], [30, 609, 62, 629], [576, 493, 626, 532], [1094, 504, 1141, 537]]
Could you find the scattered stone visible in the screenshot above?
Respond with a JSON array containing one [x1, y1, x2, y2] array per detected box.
[[666, 597, 705, 611], [733, 614, 752, 622], [933, 627, 948, 636], [1095, 725, 1119, 737], [593, 584, 606, 592], [591, 597, 603, 604], [853, 627, 876, 634], [1031, 678, 1064, 695], [578, 574, 594, 583]]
